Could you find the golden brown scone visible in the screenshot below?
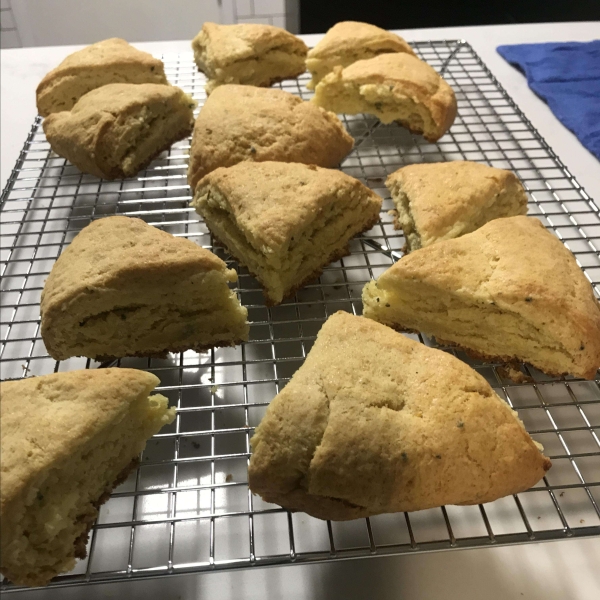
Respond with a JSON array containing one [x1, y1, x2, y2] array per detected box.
[[43, 83, 196, 180], [192, 162, 382, 304], [387, 161, 528, 251], [0, 369, 175, 587], [187, 85, 354, 191], [249, 311, 551, 520], [362, 216, 600, 379], [307, 21, 415, 89], [40, 216, 249, 360], [313, 53, 457, 142], [192, 22, 308, 94], [36, 38, 168, 117]]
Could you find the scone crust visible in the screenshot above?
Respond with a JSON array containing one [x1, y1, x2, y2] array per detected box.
[[0, 369, 159, 514], [187, 85, 354, 190], [386, 161, 528, 246], [192, 22, 308, 70], [365, 216, 600, 379], [249, 311, 551, 520], [36, 38, 167, 117], [307, 21, 415, 59], [315, 53, 457, 141], [40, 216, 230, 347], [194, 162, 381, 252], [43, 83, 195, 179]]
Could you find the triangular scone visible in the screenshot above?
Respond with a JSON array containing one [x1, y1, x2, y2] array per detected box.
[[40, 216, 249, 360], [43, 83, 196, 179], [187, 85, 354, 190], [312, 53, 457, 142], [193, 162, 382, 304], [249, 311, 550, 520], [307, 21, 415, 89], [192, 22, 308, 94], [36, 38, 168, 117], [387, 161, 528, 251], [363, 217, 600, 379], [0, 369, 175, 587]]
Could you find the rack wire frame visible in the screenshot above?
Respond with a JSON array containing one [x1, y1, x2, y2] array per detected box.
[[1, 40, 600, 592]]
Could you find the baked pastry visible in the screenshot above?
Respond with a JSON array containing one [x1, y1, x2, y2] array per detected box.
[[306, 21, 415, 89], [192, 162, 382, 304], [192, 22, 308, 94], [362, 216, 600, 379], [249, 311, 551, 520], [0, 368, 175, 587], [43, 83, 195, 180], [40, 216, 249, 360], [312, 53, 457, 142], [36, 38, 168, 117], [387, 161, 528, 251], [187, 85, 354, 191]]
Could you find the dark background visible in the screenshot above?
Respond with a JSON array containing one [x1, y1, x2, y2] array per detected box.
[[299, 1, 600, 33]]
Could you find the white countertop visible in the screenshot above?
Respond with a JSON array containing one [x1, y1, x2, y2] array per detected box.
[[2, 21, 599, 600]]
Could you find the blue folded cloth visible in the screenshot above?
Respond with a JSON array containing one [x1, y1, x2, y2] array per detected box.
[[497, 41, 600, 160]]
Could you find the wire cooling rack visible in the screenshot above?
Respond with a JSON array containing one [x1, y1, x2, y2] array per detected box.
[[1, 40, 600, 593]]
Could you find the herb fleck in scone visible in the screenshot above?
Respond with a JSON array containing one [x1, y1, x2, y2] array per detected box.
[[306, 21, 415, 89], [192, 22, 308, 94], [40, 216, 249, 361], [362, 217, 600, 379], [193, 162, 382, 304], [36, 38, 168, 117], [0, 369, 175, 587], [313, 53, 457, 142], [187, 85, 354, 191], [387, 161, 528, 251], [249, 311, 551, 520], [43, 83, 196, 180]]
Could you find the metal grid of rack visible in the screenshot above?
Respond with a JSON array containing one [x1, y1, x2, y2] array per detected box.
[[1, 41, 599, 592]]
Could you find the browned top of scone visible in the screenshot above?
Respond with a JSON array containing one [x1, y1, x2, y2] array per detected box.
[[193, 22, 308, 68], [194, 161, 382, 251], [378, 216, 600, 378], [249, 311, 550, 520], [308, 21, 415, 59], [0, 369, 159, 514], [386, 161, 528, 245], [36, 38, 166, 97], [40, 216, 227, 320], [187, 85, 354, 190]]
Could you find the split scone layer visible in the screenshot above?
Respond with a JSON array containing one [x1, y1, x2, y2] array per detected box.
[[387, 161, 528, 251], [192, 162, 382, 304], [362, 216, 600, 379], [40, 216, 249, 361], [187, 85, 354, 190], [192, 22, 308, 94], [36, 38, 168, 117], [313, 53, 457, 142], [249, 311, 551, 520], [43, 83, 196, 180], [306, 21, 415, 89], [0, 369, 175, 587]]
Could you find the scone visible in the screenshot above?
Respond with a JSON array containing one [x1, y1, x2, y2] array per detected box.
[[36, 38, 168, 117], [387, 161, 528, 251], [40, 216, 249, 361], [313, 53, 457, 142], [307, 21, 415, 89], [43, 83, 196, 180], [362, 217, 600, 379], [249, 311, 551, 520], [192, 22, 308, 94], [0, 369, 175, 587], [187, 85, 354, 191], [192, 162, 382, 304]]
